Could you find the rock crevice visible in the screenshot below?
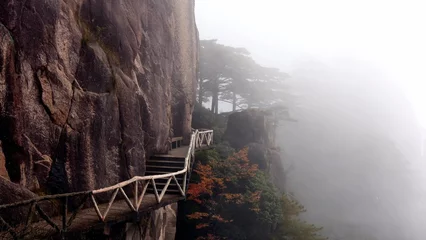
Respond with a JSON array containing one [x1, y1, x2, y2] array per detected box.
[[0, 0, 197, 197]]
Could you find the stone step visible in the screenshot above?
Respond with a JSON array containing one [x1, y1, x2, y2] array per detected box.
[[146, 166, 183, 172], [144, 170, 177, 175], [147, 159, 185, 164], [147, 188, 182, 194], [149, 156, 185, 161], [146, 164, 183, 169]]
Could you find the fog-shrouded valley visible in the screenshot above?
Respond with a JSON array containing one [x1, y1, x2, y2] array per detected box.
[[278, 61, 426, 239], [1, 0, 426, 239], [196, 1, 426, 238]]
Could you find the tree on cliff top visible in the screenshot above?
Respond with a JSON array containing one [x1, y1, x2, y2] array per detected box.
[[198, 40, 288, 113], [199, 40, 250, 113]]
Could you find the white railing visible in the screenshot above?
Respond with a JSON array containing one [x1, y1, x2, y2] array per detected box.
[[0, 129, 213, 237], [90, 129, 213, 221], [195, 129, 213, 149]]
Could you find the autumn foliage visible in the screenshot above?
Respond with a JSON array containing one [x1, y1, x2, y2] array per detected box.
[[185, 148, 276, 239], [181, 146, 326, 240]]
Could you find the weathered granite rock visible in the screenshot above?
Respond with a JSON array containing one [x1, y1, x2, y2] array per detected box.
[[0, 0, 197, 196], [224, 109, 274, 150], [0, 142, 8, 180], [125, 203, 177, 240], [225, 110, 287, 190], [140, 203, 177, 240], [247, 143, 269, 169], [0, 177, 38, 224]]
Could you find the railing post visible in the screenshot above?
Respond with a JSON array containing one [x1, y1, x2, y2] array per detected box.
[[0, 128, 213, 239], [35, 203, 61, 233], [91, 194, 103, 222], [120, 188, 136, 211], [182, 172, 188, 192], [66, 193, 90, 228], [25, 201, 36, 228], [152, 179, 160, 203], [136, 180, 149, 210], [0, 215, 18, 239], [62, 196, 68, 233], [134, 181, 138, 208]]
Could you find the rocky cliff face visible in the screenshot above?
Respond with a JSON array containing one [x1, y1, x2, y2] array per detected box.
[[0, 0, 197, 195], [129, 203, 177, 240], [224, 109, 286, 190], [224, 110, 274, 150]]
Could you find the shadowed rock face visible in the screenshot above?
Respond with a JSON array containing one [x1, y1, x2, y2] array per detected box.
[[224, 110, 285, 190], [0, 0, 197, 195], [224, 110, 274, 150]]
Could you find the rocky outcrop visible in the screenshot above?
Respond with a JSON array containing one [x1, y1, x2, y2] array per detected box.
[[224, 109, 274, 150], [0, 0, 197, 196], [0, 142, 8, 180], [137, 203, 177, 240], [0, 177, 39, 224], [225, 109, 286, 190]]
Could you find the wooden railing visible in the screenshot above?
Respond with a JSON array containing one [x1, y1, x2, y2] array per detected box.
[[0, 129, 213, 239]]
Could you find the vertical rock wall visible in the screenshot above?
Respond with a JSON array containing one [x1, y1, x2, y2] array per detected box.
[[0, 0, 197, 195], [225, 109, 286, 190], [123, 203, 177, 240]]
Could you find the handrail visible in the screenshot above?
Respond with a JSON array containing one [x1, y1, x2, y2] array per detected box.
[[0, 129, 213, 238]]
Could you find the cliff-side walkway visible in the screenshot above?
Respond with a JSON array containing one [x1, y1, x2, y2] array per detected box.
[[0, 129, 213, 240]]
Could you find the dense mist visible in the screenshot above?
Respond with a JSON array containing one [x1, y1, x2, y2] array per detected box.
[[278, 60, 425, 239], [195, 1, 426, 239]]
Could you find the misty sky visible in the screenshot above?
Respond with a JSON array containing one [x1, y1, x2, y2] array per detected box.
[[195, 0, 426, 128]]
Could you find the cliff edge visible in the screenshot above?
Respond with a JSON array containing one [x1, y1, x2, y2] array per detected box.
[[0, 0, 198, 196]]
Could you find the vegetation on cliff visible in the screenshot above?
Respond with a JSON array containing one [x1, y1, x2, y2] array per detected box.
[[180, 145, 326, 240], [181, 41, 326, 238], [177, 105, 326, 240]]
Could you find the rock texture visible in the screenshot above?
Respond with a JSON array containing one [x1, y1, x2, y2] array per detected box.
[[0, 0, 197, 195], [124, 203, 177, 240], [0, 142, 8, 180], [0, 177, 38, 224], [225, 109, 286, 190], [224, 110, 274, 150]]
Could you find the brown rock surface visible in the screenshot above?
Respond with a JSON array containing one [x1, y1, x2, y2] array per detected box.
[[0, 177, 38, 224], [0, 0, 197, 197], [122, 203, 177, 240], [0, 142, 8, 180], [141, 203, 177, 240]]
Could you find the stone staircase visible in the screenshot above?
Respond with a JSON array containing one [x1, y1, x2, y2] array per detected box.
[[145, 155, 186, 195]]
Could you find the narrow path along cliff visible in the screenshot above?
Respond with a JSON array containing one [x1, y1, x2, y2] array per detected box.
[[0, 0, 201, 239]]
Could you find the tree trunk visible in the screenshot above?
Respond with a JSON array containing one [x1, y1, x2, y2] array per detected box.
[[232, 92, 237, 111], [247, 100, 252, 109], [210, 97, 215, 112], [210, 80, 219, 113], [212, 92, 219, 114], [198, 81, 203, 104]]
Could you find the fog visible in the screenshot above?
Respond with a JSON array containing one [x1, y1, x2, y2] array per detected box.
[[197, 0, 426, 239], [279, 61, 426, 239]]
